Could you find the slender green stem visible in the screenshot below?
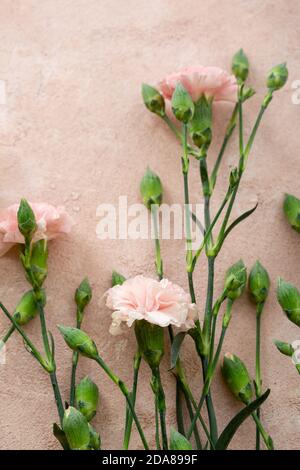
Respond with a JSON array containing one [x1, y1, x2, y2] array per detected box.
[[152, 367, 168, 450], [36, 299, 52, 361], [210, 104, 238, 189], [70, 315, 82, 406], [50, 371, 65, 426], [162, 115, 198, 157], [255, 302, 264, 450], [155, 394, 161, 449], [251, 412, 274, 450], [123, 351, 142, 449], [151, 205, 163, 280], [176, 380, 186, 437], [0, 324, 15, 348], [182, 387, 201, 449], [95, 355, 149, 450], [238, 85, 244, 162]]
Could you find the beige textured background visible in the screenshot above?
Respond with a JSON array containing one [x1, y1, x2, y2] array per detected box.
[[0, 0, 299, 450]]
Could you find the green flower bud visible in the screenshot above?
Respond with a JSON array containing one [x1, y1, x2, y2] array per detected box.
[[63, 406, 90, 450], [75, 376, 99, 422], [58, 326, 98, 359], [222, 353, 253, 404], [273, 339, 294, 357], [283, 193, 300, 233], [134, 319, 164, 370], [140, 167, 163, 209], [224, 260, 247, 300], [141, 83, 165, 117], [248, 260, 270, 305], [88, 423, 101, 450], [189, 96, 212, 149], [229, 167, 239, 190], [30, 239, 48, 287], [17, 199, 37, 241], [111, 271, 126, 286], [242, 86, 255, 102], [232, 49, 249, 82], [171, 83, 194, 123], [267, 63, 288, 91], [75, 278, 92, 312], [169, 427, 192, 450], [13, 289, 46, 326], [277, 278, 300, 327]]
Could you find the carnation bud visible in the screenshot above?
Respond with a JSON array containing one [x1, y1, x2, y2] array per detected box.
[[232, 49, 249, 82], [273, 339, 294, 357], [267, 63, 288, 91], [229, 167, 239, 190], [58, 326, 98, 359], [140, 167, 163, 209], [222, 353, 253, 404], [13, 289, 46, 326], [283, 193, 300, 233], [169, 427, 192, 450], [75, 376, 99, 422], [88, 423, 101, 450], [30, 239, 48, 287], [248, 260, 270, 305], [171, 83, 194, 123], [75, 278, 92, 313], [224, 260, 247, 300], [141, 83, 165, 117], [189, 96, 212, 149], [63, 406, 90, 450], [17, 199, 37, 241], [134, 319, 164, 370], [277, 278, 300, 327], [111, 271, 126, 287]]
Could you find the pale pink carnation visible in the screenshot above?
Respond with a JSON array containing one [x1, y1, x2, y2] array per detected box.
[[0, 202, 74, 256], [159, 66, 237, 103], [106, 275, 197, 335]]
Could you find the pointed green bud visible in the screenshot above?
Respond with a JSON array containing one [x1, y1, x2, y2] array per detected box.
[[232, 49, 249, 82], [88, 423, 101, 450], [229, 167, 239, 190], [140, 167, 163, 209], [224, 260, 247, 300], [75, 278, 92, 313], [273, 339, 294, 357], [142, 83, 165, 117], [267, 63, 288, 91], [169, 427, 192, 450], [58, 326, 98, 359], [242, 86, 255, 102], [277, 278, 300, 327], [75, 376, 99, 422], [283, 193, 300, 233], [248, 260, 270, 305], [30, 239, 48, 287], [13, 289, 46, 326], [189, 96, 212, 149], [134, 319, 164, 370], [63, 406, 90, 450], [17, 199, 37, 241], [111, 271, 126, 287], [222, 353, 253, 404], [171, 83, 194, 123]]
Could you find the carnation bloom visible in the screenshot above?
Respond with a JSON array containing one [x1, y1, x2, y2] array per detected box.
[[106, 275, 196, 335], [159, 66, 237, 103], [0, 202, 74, 256]]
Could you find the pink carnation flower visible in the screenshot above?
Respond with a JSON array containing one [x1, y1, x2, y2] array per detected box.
[[106, 275, 196, 335], [159, 66, 237, 103], [0, 202, 74, 256]]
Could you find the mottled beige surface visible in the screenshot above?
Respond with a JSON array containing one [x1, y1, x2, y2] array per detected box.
[[0, 0, 299, 450]]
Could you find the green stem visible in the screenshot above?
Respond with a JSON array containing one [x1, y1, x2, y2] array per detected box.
[[155, 394, 161, 449], [182, 387, 201, 449], [95, 355, 149, 450], [123, 351, 142, 449], [151, 205, 163, 280], [255, 302, 264, 450], [0, 324, 15, 348], [162, 115, 198, 157], [251, 412, 274, 450], [152, 367, 168, 450], [50, 371, 65, 426], [70, 315, 82, 406], [36, 299, 52, 361], [176, 379, 186, 437]]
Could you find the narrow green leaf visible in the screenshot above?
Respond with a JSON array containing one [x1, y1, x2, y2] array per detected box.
[[223, 203, 258, 243], [170, 427, 192, 450], [215, 389, 270, 450], [170, 332, 186, 370]]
